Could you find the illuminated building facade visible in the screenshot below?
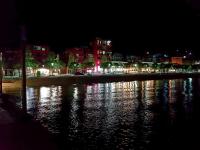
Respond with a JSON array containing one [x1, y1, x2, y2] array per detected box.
[[90, 37, 112, 72], [171, 57, 183, 65], [126, 55, 141, 63], [0, 48, 21, 76], [64, 47, 85, 64], [26, 44, 49, 64], [63, 47, 93, 73], [64, 37, 112, 73], [112, 53, 124, 61]]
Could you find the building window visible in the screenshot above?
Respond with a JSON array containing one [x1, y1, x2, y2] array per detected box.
[[33, 45, 41, 50], [107, 40, 111, 45]]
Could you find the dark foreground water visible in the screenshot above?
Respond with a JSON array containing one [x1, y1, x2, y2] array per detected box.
[[8, 78, 200, 149]]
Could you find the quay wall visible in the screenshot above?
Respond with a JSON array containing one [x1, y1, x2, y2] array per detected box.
[[3, 73, 200, 87]]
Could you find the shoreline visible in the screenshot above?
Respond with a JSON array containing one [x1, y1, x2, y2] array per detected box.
[[2, 72, 200, 87]]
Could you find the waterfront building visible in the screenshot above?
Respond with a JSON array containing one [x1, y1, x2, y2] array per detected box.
[[0, 48, 21, 76], [64, 46, 94, 73], [26, 44, 49, 64], [171, 57, 183, 65], [64, 37, 112, 74], [24, 44, 51, 76], [126, 55, 141, 63], [112, 53, 124, 61], [152, 53, 170, 63], [90, 37, 112, 72]]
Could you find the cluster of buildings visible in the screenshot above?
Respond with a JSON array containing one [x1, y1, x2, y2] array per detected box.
[[62, 37, 112, 74], [0, 37, 199, 77], [0, 37, 113, 76]]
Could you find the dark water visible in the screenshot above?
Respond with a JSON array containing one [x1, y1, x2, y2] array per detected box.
[[24, 79, 200, 149]]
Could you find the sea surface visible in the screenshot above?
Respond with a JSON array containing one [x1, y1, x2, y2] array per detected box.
[[4, 78, 200, 149]]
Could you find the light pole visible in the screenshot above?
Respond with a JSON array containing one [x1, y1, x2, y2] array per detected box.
[[51, 62, 54, 75], [21, 26, 27, 114]]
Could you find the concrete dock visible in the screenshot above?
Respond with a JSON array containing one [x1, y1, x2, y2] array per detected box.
[[0, 94, 58, 150]]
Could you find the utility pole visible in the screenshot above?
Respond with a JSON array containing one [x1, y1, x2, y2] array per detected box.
[[21, 26, 27, 114]]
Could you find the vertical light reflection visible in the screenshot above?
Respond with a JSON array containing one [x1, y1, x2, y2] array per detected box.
[[188, 78, 193, 96], [145, 80, 155, 107], [162, 80, 169, 111], [168, 80, 176, 120], [38, 86, 62, 109], [73, 87, 78, 100], [183, 78, 193, 113], [26, 86, 62, 133], [142, 80, 155, 137], [40, 87, 50, 103], [141, 80, 155, 108], [26, 87, 36, 110], [168, 80, 172, 101], [141, 81, 145, 104], [69, 86, 79, 134]]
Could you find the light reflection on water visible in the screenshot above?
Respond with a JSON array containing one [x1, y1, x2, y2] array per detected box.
[[27, 86, 63, 132], [4, 78, 200, 149]]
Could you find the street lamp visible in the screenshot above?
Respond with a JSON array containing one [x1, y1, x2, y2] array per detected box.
[[51, 63, 54, 75], [21, 25, 27, 114]]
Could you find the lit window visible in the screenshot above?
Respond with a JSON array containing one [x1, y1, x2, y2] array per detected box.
[[42, 48, 46, 51], [33, 45, 41, 50], [107, 40, 111, 45]]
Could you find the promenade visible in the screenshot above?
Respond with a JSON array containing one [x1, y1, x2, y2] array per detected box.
[[0, 94, 58, 150], [3, 72, 200, 87]]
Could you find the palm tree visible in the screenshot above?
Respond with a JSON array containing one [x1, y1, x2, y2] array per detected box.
[[172, 64, 182, 72], [111, 62, 120, 73], [192, 64, 200, 72], [152, 63, 158, 72], [83, 62, 95, 73], [100, 62, 112, 73], [67, 53, 77, 74], [135, 62, 143, 73], [159, 63, 167, 73], [69, 62, 79, 73], [82, 56, 95, 73], [100, 55, 112, 73], [45, 52, 65, 75], [26, 50, 39, 76], [141, 63, 149, 72]]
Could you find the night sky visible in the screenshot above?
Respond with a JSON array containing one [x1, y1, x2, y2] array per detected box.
[[2, 0, 200, 55], [0, 0, 19, 48]]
